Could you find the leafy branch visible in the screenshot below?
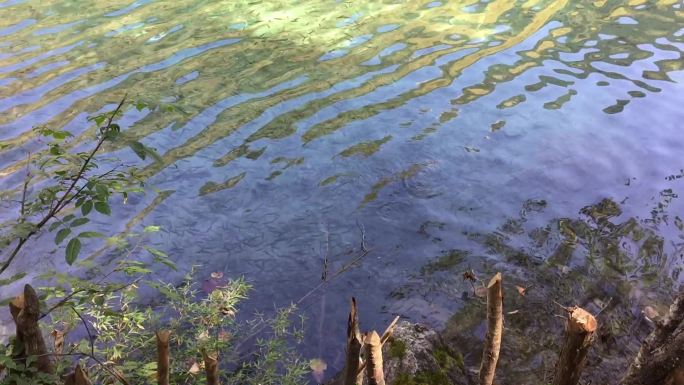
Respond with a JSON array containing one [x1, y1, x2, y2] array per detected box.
[[0, 96, 134, 275]]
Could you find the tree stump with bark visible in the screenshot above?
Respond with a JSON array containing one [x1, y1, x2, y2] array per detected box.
[[9, 284, 53, 375], [552, 307, 597, 385], [479, 273, 503, 385], [621, 290, 684, 385]]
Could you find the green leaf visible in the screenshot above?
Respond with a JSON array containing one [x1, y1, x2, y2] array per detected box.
[[55, 228, 71, 245], [143, 225, 160, 233], [145, 246, 176, 270], [65, 238, 81, 265], [144, 246, 168, 258], [94, 115, 106, 126], [129, 141, 147, 160], [63, 214, 75, 223], [95, 184, 109, 199], [135, 101, 147, 111], [71, 218, 90, 227], [49, 222, 62, 232], [0, 272, 27, 287], [81, 200, 93, 215], [94, 202, 111, 215], [78, 231, 104, 238]]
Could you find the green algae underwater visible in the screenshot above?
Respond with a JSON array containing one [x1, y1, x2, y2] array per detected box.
[[1, 0, 683, 383]]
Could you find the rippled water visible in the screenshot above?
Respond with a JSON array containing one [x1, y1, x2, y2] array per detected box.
[[1, 0, 683, 380]]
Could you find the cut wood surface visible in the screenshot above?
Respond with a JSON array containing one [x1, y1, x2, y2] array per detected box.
[[553, 307, 597, 385], [156, 330, 171, 385], [479, 272, 503, 385], [365, 331, 385, 385], [621, 290, 684, 385]]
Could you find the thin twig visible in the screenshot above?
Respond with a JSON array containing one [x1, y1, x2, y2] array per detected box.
[[20, 152, 31, 218], [594, 297, 613, 318], [69, 306, 131, 385], [70, 306, 95, 360], [0, 97, 127, 276], [356, 219, 368, 252]]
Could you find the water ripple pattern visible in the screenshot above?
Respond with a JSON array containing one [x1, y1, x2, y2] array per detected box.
[[0, 0, 683, 376]]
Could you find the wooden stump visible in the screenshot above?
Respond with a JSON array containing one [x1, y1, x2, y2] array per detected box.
[[344, 298, 364, 385], [364, 331, 385, 385], [156, 330, 171, 385], [479, 273, 503, 385], [621, 290, 684, 385], [552, 307, 597, 385], [9, 284, 53, 375], [63, 363, 93, 385], [203, 350, 220, 385]]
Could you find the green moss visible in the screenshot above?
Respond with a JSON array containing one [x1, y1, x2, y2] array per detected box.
[[433, 346, 464, 373], [388, 339, 407, 360], [393, 370, 451, 385], [420, 249, 468, 274], [391, 343, 464, 385]]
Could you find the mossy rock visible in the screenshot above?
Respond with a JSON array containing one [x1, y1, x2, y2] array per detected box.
[[381, 322, 472, 385]]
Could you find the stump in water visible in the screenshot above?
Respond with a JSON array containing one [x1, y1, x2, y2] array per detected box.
[[621, 290, 684, 385], [365, 331, 385, 385], [553, 307, 597, 385], [63, 363, 92, 385], [156, 330, 171, 385], [479, 273, 503, 385], [203, 350, 220, 385], [9, 284, 53, 375], [344, 298, 364, 385]]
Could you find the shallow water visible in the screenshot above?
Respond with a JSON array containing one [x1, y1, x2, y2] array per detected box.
[[1, 0, 683, 381]]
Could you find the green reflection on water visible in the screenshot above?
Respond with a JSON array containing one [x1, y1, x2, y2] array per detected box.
[[0, 0, 680, 191]]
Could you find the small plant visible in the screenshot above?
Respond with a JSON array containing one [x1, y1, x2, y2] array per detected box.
[[0, 96, 159, 275]]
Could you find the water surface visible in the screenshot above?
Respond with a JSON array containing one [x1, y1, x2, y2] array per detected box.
[[1, 0, 683, 381]]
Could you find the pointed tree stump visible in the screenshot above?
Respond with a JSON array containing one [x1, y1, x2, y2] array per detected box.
[[156, 330, 171, 385], [9, 284, 53, 375], [553, 307, 597, 385], [63, 363, 93, 385], [344, 298, 364, 385], [364, 331, 385, 385], [203, 350, 220, 385], [479, 273, 503, 385], [621, 290, 684, 385]]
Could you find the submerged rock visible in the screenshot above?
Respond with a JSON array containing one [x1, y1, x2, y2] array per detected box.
[[383, 322, 473, 385], [326, 321, 473, 385]]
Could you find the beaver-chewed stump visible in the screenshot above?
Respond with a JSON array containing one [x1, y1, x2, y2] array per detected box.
[[327, 321, 474, 385]]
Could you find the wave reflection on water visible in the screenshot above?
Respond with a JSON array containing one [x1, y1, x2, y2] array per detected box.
[[0, 0, 683, 379]]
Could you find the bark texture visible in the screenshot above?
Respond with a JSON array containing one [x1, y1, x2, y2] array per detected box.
[[621, 290, 684, 385], [63, 363, 93, 385], [552, 307, 597, 385], [156, 330, 171, 385], [479, 273, 503, 385], [365, 331, 385, 385], [203, 350, 220, 385], [9, 284, 53, 375], [344, 298, 364, 385]]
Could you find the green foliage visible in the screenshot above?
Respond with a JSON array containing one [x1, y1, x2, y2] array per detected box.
[[0, 344, 60, 385], [0, 99, 147, 270], [0, 98, 309, 385], [388, 339, 407, 359], [15, 258, 310, 385]]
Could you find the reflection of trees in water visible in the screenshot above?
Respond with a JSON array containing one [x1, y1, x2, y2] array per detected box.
[[391, 192, 681, 384], [3, 0, 682, 196]]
